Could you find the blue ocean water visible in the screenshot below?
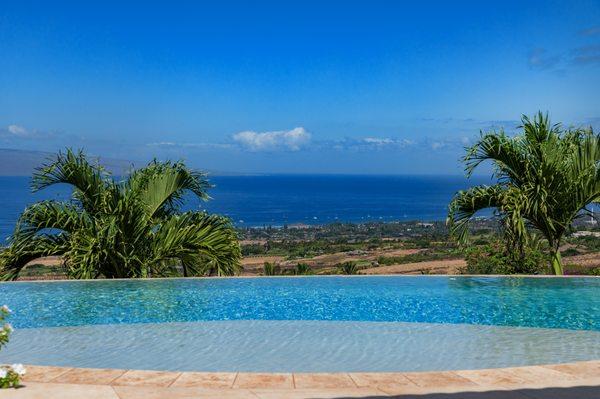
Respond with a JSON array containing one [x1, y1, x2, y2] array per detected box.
[[0, 175, 489, 240]]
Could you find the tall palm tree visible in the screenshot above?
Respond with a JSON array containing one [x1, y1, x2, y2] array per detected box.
[[447, 113, 600, 275], [0, 149, 241, 280]]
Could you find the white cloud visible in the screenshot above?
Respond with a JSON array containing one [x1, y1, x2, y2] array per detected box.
[[362, 137, 394, 145], [360, 137, 414, 148], [233, 127, 311, 151], [7, 125, 29, 137], [147, 141, 177, 147], [330, 137, 414, 151], [147, 142, 233, 149], [1, 124, 56, 140], [430, 141, 446, 150]]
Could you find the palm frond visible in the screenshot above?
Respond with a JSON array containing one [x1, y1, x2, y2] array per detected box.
[[447, 184, 506, 243], [128, 160, 211, 218], [3, 149, 239, 280], [32, 149, 111, 213], [150, 212, 241, 276], [15, 201, 90, 237], [450, 112, 600, 274], [0, 234, 69, 281]]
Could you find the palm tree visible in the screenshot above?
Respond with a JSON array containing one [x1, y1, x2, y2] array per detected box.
[[447, 113, 600, 275], [338, 261, 359, 275], [0, 149, 241, 280]]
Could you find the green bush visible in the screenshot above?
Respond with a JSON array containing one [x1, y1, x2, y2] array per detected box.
[[337, 261, 359, 275], [242, 244, 267, 256], [293, 263, 313, 275], [377, 250, 459, 266], [262, 262, 280, 276], [462, 241, 549, 275]]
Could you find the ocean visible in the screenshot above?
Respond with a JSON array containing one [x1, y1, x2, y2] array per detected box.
[[0, 175, 489, 241]]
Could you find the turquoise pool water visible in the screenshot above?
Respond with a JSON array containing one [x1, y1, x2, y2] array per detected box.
[[0, 276, 599, 371]]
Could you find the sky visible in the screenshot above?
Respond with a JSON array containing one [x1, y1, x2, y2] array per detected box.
[[0, 0, 599, 175]]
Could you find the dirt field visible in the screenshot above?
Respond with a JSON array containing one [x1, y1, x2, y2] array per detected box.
[[19, 249, 597, 279], [563, 253, 600, 268], [359, 259, 466, 275], [20, 248, 459, 278]]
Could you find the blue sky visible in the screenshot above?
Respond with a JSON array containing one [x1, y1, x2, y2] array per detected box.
[[0, 0, 599, 174]]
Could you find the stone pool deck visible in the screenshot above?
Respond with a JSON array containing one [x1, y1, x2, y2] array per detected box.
[[1, 361, 599, 398]]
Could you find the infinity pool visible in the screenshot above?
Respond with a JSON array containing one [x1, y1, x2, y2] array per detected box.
[[1, 276, 599, 371]]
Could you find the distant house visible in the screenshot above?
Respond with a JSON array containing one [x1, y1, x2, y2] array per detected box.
[[572, 231, 600, 238]]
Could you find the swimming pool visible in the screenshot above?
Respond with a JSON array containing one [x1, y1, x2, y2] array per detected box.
[[1, 276, 599, 371]]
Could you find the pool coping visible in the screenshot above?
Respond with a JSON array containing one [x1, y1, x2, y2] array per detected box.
[[10, 360, 600, 398], [2, 274, 599, 284]]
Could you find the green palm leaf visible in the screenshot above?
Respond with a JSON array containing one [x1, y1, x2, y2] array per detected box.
[[448, 113, 600, 275], [0, 149, 240, 280]]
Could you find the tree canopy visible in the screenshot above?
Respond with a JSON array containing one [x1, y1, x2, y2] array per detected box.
[[0, 149, 241, 280], [447, 113, 600, 275]]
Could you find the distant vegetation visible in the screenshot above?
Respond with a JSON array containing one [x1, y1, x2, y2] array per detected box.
[[262, 261, 279, 276], [448, 113, 600, 275], [377, 250, 461, 266], [5, 115, 600, 281], [0, 149, 241, 280], [462, 238, 549, 275]]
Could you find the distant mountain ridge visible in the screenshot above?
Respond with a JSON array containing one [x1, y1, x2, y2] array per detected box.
[[0, 148, 134, 176], [0, 148, 244, 176]]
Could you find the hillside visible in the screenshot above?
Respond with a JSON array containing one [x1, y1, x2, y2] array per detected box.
[[0, 148, 133, 176]]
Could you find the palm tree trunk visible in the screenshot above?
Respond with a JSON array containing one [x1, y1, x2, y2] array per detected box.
[[550, 245, 563, 275]]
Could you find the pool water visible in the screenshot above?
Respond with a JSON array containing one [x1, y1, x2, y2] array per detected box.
[[1, 276, 599, 371]]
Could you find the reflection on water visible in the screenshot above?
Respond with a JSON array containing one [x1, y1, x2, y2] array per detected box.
[[3, 320, 600, 372], [1, 276, 599, 331]]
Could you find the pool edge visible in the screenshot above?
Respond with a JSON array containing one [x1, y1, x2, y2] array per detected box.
[[14, 360, 600, 397], [2, 274, 599, 284]]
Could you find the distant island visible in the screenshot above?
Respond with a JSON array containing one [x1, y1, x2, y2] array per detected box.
[[0, 148, 133, 176], [0, 148, 244, 176]]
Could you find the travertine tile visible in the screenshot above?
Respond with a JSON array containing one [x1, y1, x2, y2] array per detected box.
[[21, 365, 73, 382], [455, 368, 531, 388], [403, 371, 480, 389], [52, 367, 127, 385], [6, 361, 600, 398], [502, 365, 582, 386], [233, 373, 294, 389], [171, 372, 237, 388], [113, 385, 259, 399], [293, 373, 357, 389], [0, 382, 120, 399], [543, 361, 600, 380], [112, 369, 181, 387], [349, 372, 417, 389]]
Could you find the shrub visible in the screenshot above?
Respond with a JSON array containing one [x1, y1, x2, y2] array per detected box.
[[560, 247, 580, 257], [338, 261, 359, 275], [0, 305, 26, 388], [293, 263, 313, 275], [262, 262, 280, 276], [564, 264, 600, 276], [462, 241, 549, 275]]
